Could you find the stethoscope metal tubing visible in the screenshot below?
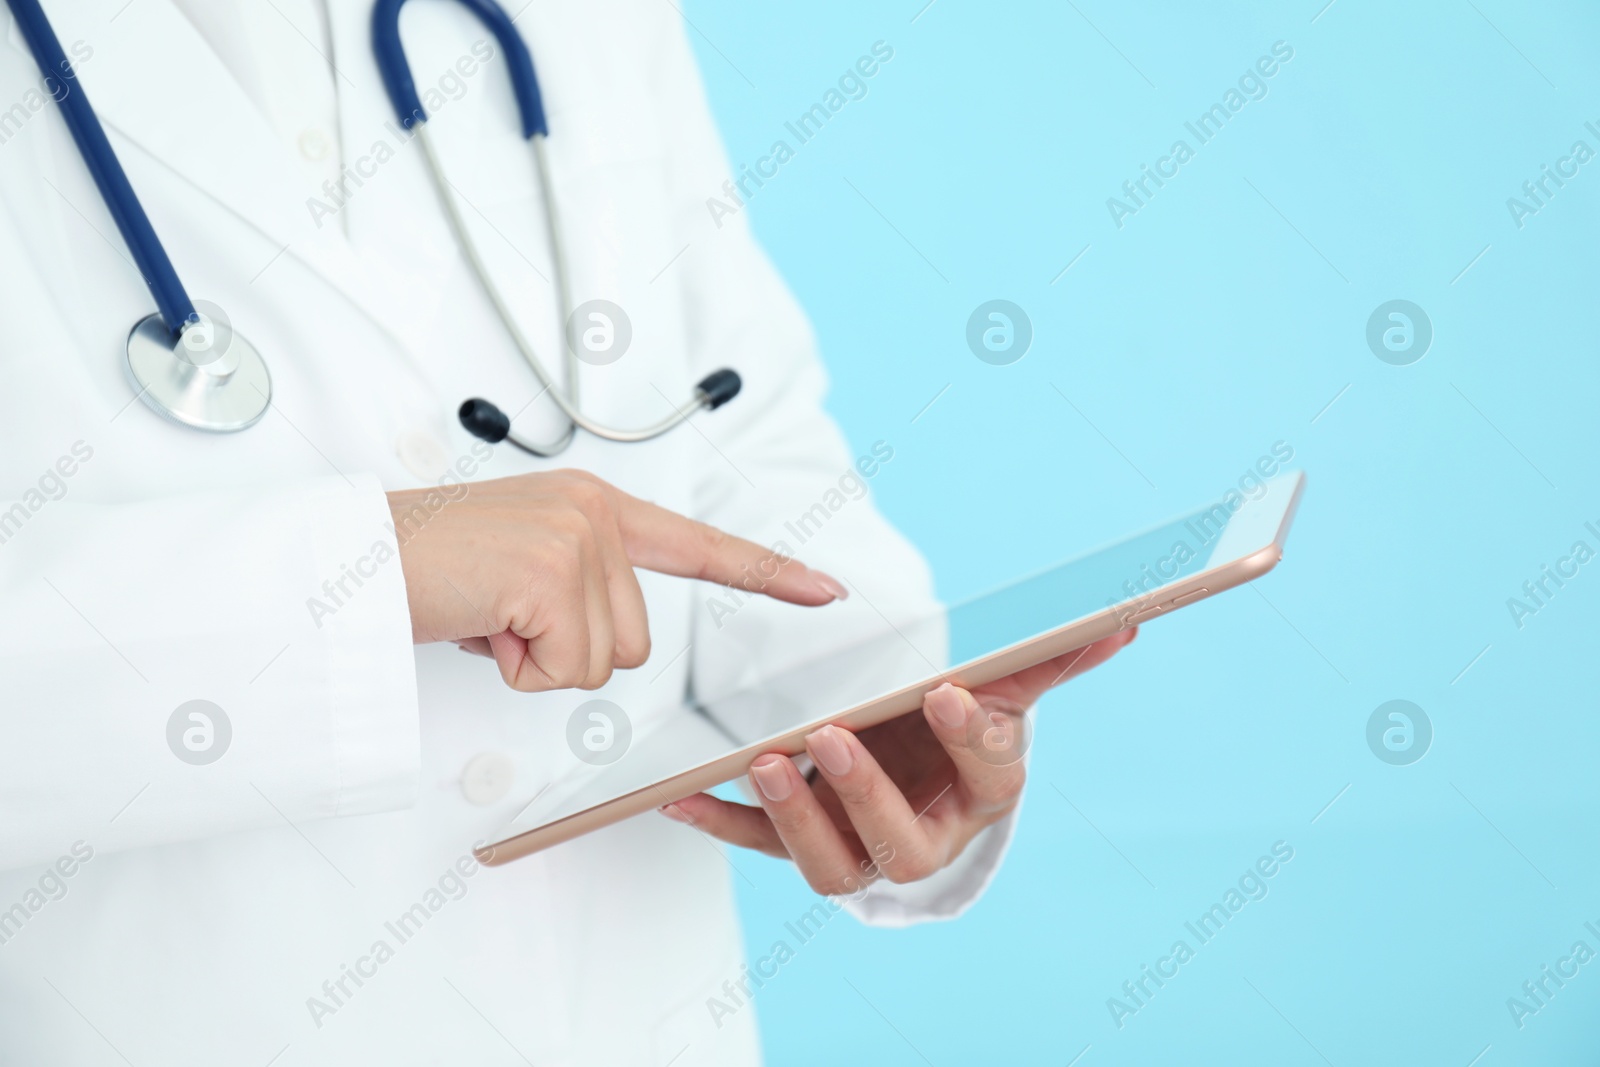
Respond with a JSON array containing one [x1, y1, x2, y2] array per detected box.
[[416, 125, 718, 453]]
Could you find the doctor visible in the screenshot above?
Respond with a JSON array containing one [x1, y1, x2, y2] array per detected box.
[[0, 0, 1131, 1063]]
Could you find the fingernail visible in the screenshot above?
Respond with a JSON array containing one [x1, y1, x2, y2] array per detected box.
[[807, 726, 854, 776], [810, 570, 849, 602], [751, 758, 793, 802], [926, 683, 968, 729], [659, 804, 690, 823]]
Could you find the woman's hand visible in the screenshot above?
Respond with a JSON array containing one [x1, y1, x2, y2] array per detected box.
[[388, 470, 847, 692], [662, 629, 1136, 895]]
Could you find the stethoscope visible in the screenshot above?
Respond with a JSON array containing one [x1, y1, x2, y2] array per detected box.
[[7, 0, 740, 455]]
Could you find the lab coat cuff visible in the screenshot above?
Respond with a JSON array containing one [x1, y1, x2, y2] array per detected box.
[[317, 474, 421, 816]]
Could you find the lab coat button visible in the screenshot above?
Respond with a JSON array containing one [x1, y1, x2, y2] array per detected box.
[[461, 752, 515, 806], [298, 128, 332, 161], [396, 429, 450, 481]]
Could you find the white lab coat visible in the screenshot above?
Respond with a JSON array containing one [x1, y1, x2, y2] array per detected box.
[[0, 1, 1015, 1063]]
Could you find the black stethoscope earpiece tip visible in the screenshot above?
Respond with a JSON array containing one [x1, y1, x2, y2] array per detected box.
[[697, 369, 741, 411], [459, 398, 511, 443]]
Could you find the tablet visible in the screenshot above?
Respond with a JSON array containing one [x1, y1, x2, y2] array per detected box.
[[478, 470, 1305, 865]]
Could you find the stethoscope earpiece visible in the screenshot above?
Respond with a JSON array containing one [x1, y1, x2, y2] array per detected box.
[[697, 369, 742, 410], [458, 398, 511, 444], [461, 368, 742, 456]]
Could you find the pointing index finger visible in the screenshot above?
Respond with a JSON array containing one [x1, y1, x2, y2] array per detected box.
[[611, 490, 848, 607]]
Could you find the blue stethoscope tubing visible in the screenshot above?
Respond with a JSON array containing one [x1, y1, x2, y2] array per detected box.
[[7, 0, 191, 332], [10, 0, 740, 450], [373, 0, 546, 138]]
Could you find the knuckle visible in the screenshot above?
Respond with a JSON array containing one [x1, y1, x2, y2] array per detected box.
[[833, 773, 880, 808], [544, 541, 588, 584], [551, 470, 616, 514], [555, 467, 605, 486], [566, 479, 610, 517], [554, 668, 588, 691], [806, 870, 855, 897], [615, 632, 651, 670], [885, 849, 939, 884], [695, 524, 731, 570], [766, 798, 816, 832], [971, 765, 1026, 805], [519, 558, 574, 615], [549, 656, 589, 690], [531, 536, 580, 579], [554, 507, 593, 543]]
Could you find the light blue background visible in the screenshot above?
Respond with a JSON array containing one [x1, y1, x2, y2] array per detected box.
[[687, 1, 1600, 1063]]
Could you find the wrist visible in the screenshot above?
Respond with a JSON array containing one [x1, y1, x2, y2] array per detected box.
[[384, 489, 431, 640]]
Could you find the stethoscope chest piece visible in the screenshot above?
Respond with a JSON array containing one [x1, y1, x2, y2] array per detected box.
[[125, 312, 272, 433]]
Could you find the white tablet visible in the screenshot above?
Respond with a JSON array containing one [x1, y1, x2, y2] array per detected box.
[[478, 470, 1305, 865]]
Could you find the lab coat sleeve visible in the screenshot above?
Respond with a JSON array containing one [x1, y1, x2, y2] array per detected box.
[[0, 474, 419, 874], [649, 11, 1015, 925]]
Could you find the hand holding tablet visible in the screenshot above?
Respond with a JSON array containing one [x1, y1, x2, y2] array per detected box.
[[670, 630, 1137, 895]]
